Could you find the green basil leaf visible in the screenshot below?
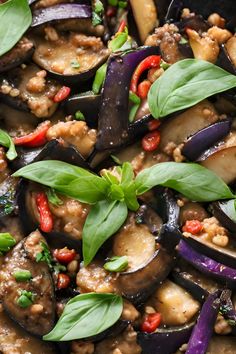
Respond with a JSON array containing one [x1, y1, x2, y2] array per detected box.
[[135, 162, 234, 202], [219, 199, 236, 223], [46, 188, 63, 206], [104, 256, 128, 272], [148, 59, 236, 118], [121, 162, 134, 186], [108, 184, 125, 201], [123, 183, 139, 211], [83, 200, 128, 265], [0, 0, 32, 56], [0, 233, 16, 254], [0, 129, 17, 160], [13, 160, 109, 204], [43, 293, 123, 341]]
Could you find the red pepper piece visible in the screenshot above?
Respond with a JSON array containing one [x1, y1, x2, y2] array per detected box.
[[117, 19, 126, 33], [142, 130, 160, 152], [54, 247, 76, 265], [130, 55, 161, 94], [14, 121, 50, 148], [141, 313, 162, 333], [182, 220, 203, 235], [36, 192, 53, 233], [148, 119, 161, 131], [53, 86, 71, 103], [137, 80, 152, 99], [106, 6, 117, 17], [57, 273, 70, 289]]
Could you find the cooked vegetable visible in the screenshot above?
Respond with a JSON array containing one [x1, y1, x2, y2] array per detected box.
[[0, 129, 17, 161], [0, 233, 16, 254], [211, 200, 236, 233], [104, 256, 128, 272]]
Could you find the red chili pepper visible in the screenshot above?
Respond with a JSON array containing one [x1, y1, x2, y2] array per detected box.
[[36, 192, 53, 233], [148, 119, 161, 131], [57, 273, 70, 289], [106, 6, 116, 17], [54, 247, 76, 265], [130, 55, 161, 94], [137, 80, 152, 99], [141, 313, 162, 333], [14, 121, 50, 148], [53, 86, 71, 103], [117, 19, 126, 33], [182, 220, 203, 235], [142, 130, 161, 152]]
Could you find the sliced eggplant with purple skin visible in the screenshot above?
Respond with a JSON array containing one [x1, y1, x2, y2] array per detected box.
[[0, 231, 55, 337], [31, 4, 92, 27], [96, 46, 160, 151], [217, 44, 236, 76], [182, 120, 231, 161], [178, 240, 236, 289], [185, 290, 222, 354], [211, 200, 236, 233], [137, 321, 195, 354], [0, 37, 34, 73], [0, 64, 60, 118]]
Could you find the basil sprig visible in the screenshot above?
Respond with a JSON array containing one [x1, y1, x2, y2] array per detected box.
[[43, 293, 123, 341], [13, 161, 234, 264], [0, 0, 32, 57], [0, 129, 17, 161], [148, 59, 236, 118]]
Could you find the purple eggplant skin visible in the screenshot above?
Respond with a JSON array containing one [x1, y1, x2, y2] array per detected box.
[[217, 45, 236, 76], [178, 240, 236, 289], [96, 46, 160, 151], [166, 0, 236, 30], [31, 4, 92, 27], [211, 201, 236, 233], [182, 120, 231, 161], [220, 289, 236, 325], [135, 204, 163, 236], [137, 321, 195, 354], [186, 290, 221, 354]]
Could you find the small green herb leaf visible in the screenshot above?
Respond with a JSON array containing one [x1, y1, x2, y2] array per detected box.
[[75, 110, 85, 121], [83, 200, 128, 265], [92, 0, 104, 26], [13, 160, 109, 204], [0, 233, 16, 255], [46, 188, 63, 206], [36, 242, 53, 268], [0, 129, 17, 160], [43, 293, 123, 341], [148, 59, 236, 118], [0, 0, 32, 56], [104, 256, 128, 272], [108, 27, 128, 52], [70, 59, 80, 69], [135, 162, 234, 202], [14, 270, 32, 282], [17, 290, 35, 308], [92, 63, 107, 94]]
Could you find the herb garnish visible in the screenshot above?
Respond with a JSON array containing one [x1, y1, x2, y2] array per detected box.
[[14, 270, 32, 282], [92, 0, 104, 26], [46, 188, 63, 206], [0, 233, 16, 255], [104, 256, 128, 272], [17, 290, 35, 308], [0, 129, 17, 160]]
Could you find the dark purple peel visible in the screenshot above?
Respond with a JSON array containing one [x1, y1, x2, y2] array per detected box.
[[137, 321, 195, 354], [211, 200, 236, 233], [217, 44, 236, 76], [96, 46, 160, 151], [31, 4, 92, 27], [178, 240, 236, 289], [182, 120, 231, 161], [185, 290, 221, 354]]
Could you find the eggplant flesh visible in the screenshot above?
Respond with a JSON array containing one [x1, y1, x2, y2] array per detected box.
[[0, 231, 55, 337]]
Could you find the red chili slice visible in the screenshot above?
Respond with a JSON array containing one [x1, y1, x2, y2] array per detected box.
[[57, 273, 70, 289], [117, 19, 126, 33], [182, 220, 203, 235], [53, 86, 71, 103], [141, 313, 162, 333], [54, 248, 76, 265], [142, 130, 161, 152], [137, 80, 152, 99], [35, 192, 53, 233], [14, 121, 50, 148]]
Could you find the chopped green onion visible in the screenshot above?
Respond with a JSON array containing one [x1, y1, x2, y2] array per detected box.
[[160, 60, 171, 70], [118, 1, 128, 8], [110, 155, 122, 165], [179, 37, 188, 44], [108, 27, 128, 52], [17, 290, 34, 308], [14, 270, 32, 282], [75, 110, 85, 121], [108, 0, 118, 5], [104, 256, 128, 272], [128, 91, 141, 123], [71, 59, 80, 69], [0, 233, 16, 255], [92, 63, 107, 94], [46, 188, 63, 206], [129, 91, 141, 104]]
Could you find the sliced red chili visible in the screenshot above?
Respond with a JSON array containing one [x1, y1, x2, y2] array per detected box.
[[57, 273, 70, 289], [117, 19, 126, 33], [54, 247, 76, 265], [142, 130, 161, 152], [14, 121, 50, 148], [35, 192, 53, 233], [148, 119, 161, 131], [182, 220, 203, 235], [53, 86, 71, 103], [130, 55, 161, 94], [141, 313, 162, 333], [137, 80, 152, 99]]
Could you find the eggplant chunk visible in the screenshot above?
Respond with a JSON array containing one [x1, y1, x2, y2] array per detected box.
[[225, 36, 236, 68], [0, 309, 56, 354], [0, 230, 55, 336]]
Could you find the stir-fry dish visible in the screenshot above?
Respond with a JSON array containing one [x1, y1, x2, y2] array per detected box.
[[1, 0, 236, 353]]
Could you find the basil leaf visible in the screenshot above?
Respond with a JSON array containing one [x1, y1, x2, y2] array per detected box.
[[43, 293, 123, 341], [83, 200, 128, 265], [135, 162, 234, 202], [121, 162, 134, 186], [0, 0, 32, 56], [148, 59, 236, 118], [0, 233, 16, 254], [13, 160, 109, 204], [104, 256, 128, 272], [0, 129, 17, 160], [46, 188, 63, 206]]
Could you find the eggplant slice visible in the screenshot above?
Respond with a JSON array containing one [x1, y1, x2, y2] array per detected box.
[[0, 231, 55, 337]]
